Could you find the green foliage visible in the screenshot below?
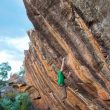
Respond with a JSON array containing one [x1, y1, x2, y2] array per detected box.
[[0, 80, 7, 89], [18, 65, 25, 76], [15, 93, 31, 110], [0, 62, 11, 80], [0, 103, 4, 110], [0, 92, 32, 110], [0, 97, 16, 110], [4, 92, 16, 101]]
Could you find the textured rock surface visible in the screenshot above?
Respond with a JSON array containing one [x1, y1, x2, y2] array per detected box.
[[23, 0, 110, 109]]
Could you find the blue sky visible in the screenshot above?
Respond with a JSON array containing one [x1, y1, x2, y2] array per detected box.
[[0, 0, 33, 73]]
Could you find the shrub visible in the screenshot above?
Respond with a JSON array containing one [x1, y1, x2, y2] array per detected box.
[[0, 92, 32, 110]]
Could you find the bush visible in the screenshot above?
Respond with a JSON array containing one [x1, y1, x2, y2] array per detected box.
[[4, 92, 16, 101], [0, 103, 4, 110], [15, 92, 31, 110], [0, 92, 32, 110], [0, 80, 7, 89]]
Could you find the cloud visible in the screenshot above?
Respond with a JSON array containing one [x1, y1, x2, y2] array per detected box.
[[0, 35, 29, 73], [0, 0, 32, 74], [7, 36, 29, 53], [0, 51, 22, 72]]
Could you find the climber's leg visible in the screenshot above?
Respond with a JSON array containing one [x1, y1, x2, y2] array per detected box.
[[60, 85, 67, 100], [64, 79, 69, 87]]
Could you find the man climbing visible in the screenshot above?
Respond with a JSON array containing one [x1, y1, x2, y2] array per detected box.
[[52, 57, 72, 100]]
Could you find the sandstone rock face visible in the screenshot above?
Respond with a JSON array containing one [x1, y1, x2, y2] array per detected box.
[[23, 0, 110, 109]]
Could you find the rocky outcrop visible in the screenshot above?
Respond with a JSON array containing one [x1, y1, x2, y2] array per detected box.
[[23, 0, 110, 109], [8, 74, 39, 110]]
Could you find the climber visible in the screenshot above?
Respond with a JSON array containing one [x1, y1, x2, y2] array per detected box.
[[52, 57, 72, 100]]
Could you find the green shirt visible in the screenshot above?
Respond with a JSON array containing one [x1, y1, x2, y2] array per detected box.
[[57, 70, 65, 86]]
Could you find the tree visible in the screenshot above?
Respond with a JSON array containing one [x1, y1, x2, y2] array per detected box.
[[18, 65, 25, 77], [0, 62, 11, 80]]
